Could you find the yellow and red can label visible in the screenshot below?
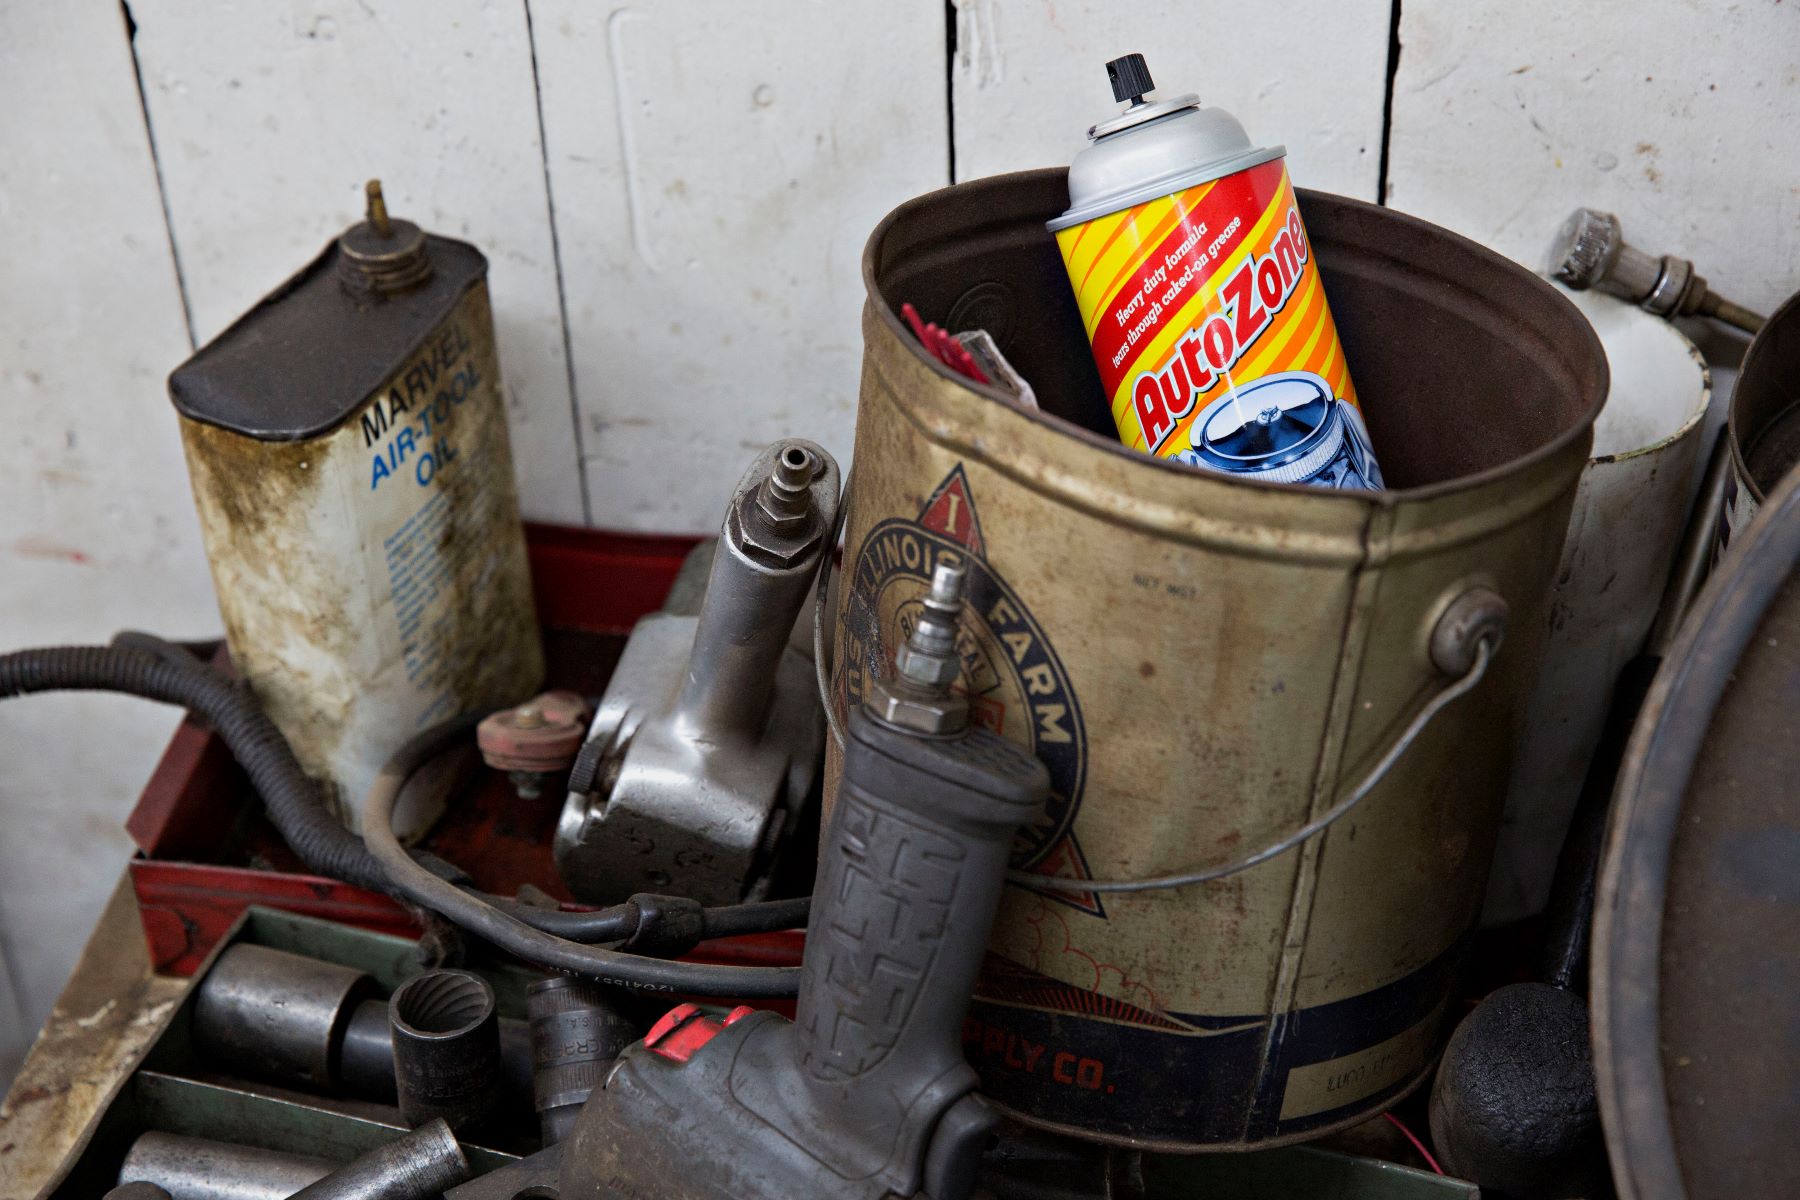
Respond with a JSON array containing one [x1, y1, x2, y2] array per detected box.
[[1057, 159, 1379, 486]]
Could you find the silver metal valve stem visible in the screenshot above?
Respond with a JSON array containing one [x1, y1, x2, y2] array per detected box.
[[871, 557, 970, 736], [1547, 207, 1765, 333]]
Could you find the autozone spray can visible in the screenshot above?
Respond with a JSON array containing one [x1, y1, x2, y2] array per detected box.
[[1050, 55, 1383, 490], [170, 181, 543, 838]]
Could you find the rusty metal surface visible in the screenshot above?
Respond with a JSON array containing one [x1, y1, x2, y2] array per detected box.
[[0, 874, 188, 1200], [168, 234, 486, 441], [178, 274, 543, 838], [835, 168, 1604, 1149], [1727, 287, 1800, 502], [1719, 287, 1800, 540], [1593, 457, 1800, 1200]]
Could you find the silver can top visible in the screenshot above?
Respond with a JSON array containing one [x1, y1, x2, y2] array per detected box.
[[1050, 54, 1284, 231]]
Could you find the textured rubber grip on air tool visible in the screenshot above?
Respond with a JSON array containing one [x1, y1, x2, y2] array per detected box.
[[795, 710, 1048, 1091], [561, 705, 1048, 1200]]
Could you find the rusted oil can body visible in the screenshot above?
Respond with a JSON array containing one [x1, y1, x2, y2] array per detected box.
[[1722, 288, 1800, 555], [831, 171, 1604, 1149], [170, 206, 542, 837]]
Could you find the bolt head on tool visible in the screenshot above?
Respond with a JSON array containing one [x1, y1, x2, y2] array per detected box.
[[867, 681, 971, 736], [871, 558, 971, 735], [895, 638, 962, 689]]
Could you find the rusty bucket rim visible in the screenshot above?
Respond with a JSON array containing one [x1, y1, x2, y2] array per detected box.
[[1726, 286, 1800, 505], [862, 167, 1607, 510]]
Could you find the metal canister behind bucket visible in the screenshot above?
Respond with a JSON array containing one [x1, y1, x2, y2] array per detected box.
[[1721, 288, 1800, 554], [830, 170, 1605, 1149], [1482, 289, 1711, 925]]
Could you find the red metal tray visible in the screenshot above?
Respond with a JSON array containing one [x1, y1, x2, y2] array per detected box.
[[125, 522, 806, 978]]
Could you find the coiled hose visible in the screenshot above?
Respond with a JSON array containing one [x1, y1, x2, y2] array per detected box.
[[0, 641, 390, 890], [360, 716, 802, 997], [0, 635, 807, 993]]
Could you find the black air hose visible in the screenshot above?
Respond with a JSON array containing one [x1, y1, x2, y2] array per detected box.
[[1, 637, 809, 989], [360, 715, 803, 996], [0, 642, 389, 891]]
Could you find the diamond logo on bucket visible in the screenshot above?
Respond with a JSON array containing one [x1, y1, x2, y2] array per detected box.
[[837, 466, 1102, 915]]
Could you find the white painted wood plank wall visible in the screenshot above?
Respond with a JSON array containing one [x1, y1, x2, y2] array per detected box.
[[531, 0, 948, 530], [2, 0, 1795, 1073], [950, 0, 1392, 200], [129, 0, 587, 523], [1387, 0, 1800, 315], [0, 0, 213, 1079]]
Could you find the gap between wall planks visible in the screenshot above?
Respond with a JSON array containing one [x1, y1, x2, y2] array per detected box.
[[528, 0, 949, 533]]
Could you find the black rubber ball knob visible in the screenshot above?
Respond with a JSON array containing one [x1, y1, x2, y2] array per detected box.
[[1428, 982, 1610, 1199], [1106, 54, 1154, 104]]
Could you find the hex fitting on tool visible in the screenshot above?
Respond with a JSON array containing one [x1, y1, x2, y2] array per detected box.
[[1547, 207, 1765, 332], [288, 1118, 470, 1200], [102, 1185, 171, 1200], [389, 970, 502, 1133], [193, 943, 378, 1090], [528, 975, 636, 1144], [736, 444, 824, 568], [868, 557, 971, 736]]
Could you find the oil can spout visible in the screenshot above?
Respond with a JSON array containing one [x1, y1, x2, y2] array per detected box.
[[365, 179, 393, 237], [338, 177, 432, 295]]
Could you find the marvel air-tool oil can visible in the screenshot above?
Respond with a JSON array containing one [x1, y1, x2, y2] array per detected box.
[[171, 181, 543, 837], [1051, 55, 1382, 490]]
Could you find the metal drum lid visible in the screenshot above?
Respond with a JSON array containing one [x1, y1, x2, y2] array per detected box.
[[1593, 457, 1800, 1199]]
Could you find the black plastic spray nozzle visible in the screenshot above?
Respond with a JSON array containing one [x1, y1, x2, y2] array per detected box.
[[1107, 53, 1155, 105]]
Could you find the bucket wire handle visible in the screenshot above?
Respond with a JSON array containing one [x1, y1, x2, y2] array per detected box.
[[1010, 635, 1494, 893], [814, 470, 852, 753], [814, 511, 1502, 893]]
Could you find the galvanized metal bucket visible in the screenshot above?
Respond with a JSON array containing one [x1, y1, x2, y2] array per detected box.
[[828, 169, 1605, 1150], [1482, 290, 1711, 925]]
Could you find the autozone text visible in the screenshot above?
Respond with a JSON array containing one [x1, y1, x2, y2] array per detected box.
[[1131, 207, 1310, 453]]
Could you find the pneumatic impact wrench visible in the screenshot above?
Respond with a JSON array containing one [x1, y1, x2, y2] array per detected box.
[[559, 557, 1050, 1200]]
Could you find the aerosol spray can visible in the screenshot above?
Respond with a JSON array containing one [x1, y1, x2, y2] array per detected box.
[[1051, 55, 1383, 490], [170, 181, 543, 837]]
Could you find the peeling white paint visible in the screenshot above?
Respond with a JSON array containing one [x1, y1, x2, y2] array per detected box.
[[957, 0, 1006, 90], [72, 999, 118, 1030]]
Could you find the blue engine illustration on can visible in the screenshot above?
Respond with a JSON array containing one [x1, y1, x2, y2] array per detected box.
[[1172, 371, 1384, 490]]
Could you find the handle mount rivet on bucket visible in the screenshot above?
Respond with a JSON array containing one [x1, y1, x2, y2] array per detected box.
[[1430, 587, 1510, 676]]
